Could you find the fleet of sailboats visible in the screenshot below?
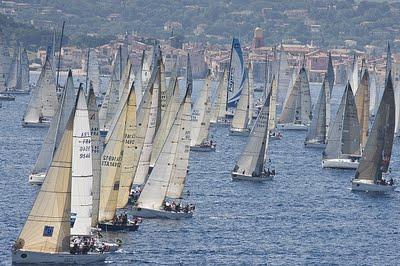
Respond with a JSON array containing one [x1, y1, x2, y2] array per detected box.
[[8, 29, 400, 264]]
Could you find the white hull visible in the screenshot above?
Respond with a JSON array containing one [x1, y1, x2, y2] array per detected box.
[[229, 127, 250, 136], [12, 250, 106, 264], [276, 123, 308, 131], [131, 207, 193, 219], [322, 158, 359, 169], [304, 140, 326, 149], [28, 172, 45, 185], [231, 172, 273, 181], [22, 121, 50, 128], [351, 179, 396, 192]]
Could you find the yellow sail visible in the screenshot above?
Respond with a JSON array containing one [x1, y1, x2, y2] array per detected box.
[[15, 110, 74, 253]]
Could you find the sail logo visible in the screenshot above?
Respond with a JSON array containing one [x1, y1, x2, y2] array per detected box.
[[43, 226, 54, 237]]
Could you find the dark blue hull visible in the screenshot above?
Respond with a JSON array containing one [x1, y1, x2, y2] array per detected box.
[[98, 222, 139, 232]]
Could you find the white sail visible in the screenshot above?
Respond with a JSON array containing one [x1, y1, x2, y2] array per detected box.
[[369, 66, 379, 116], [7, 48, 18, 89], [141, 49, 153, 96], [277, 50, 291, 109], [133, 62, 161, 185], [231, 69, 250, 131], [248, 63, 254, 122], [138, 56, 192, 208], [349, 55, 359, 94], [39, 56, 58, 118], [87, 84, 101, 227], [160, 58, 169, 118], [23, 71, 42, 124], [191, 71, 212, 146], [15, 108, 74, 253], [150, 78, 180, 168], [210, 69, 228, 123], [227, 38, 246, 107], [20, 48, 30, 92], [71, 88, 93, 236]]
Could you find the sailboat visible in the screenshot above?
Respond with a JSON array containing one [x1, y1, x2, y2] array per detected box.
[[232, 90, 274, 181], [28, 70, 76, 185], [322, 82, 361, 169], [22, 54, 58, 127], [98, 82, 140, 231], [210, 69, 229, 124], [369, 65, 379, 117], [190, 70, 216, 151], [276, 48, 291, 111], [277, 66, 312, 130], [0, 29, 10, 94], [267, 74, 283, 141], [6, 45, 30, 94], [12, 89, 106, 264], [354, 70, 370, 149], [351, 72, 396, 192], [226, 38, 246, 117], [230, 68, 251, 136], [131, 55, 194, 219], [304, 77, 330, 148]]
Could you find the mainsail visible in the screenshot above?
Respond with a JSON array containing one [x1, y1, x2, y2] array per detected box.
[[71, 88, 93, 236], [355, 72, 395, 181], [0, 30, 10, 92], [267, 76, 277, 131], [349, 54, 359, 94], [324, 83, 360, 159], [227, 38, 245, 107], [326, 52, 335, 93], [278, 67, 311, 125]]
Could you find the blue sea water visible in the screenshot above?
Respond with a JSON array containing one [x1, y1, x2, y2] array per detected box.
[[0, 80, 399, 265]]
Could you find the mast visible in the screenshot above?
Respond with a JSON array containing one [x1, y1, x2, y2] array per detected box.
[[85, 48, 90, 92]]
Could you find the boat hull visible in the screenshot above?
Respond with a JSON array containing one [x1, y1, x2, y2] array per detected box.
[[351, 179, 396, 192], [98, 221, 139, 232], [131, 207, 193, 219], [231, 172, 273, 181], [11, 250, 106, 264], [276, 123, 308, 131], [190, 145, 216, 152], [28, 172, 46, 185], [322, 158, 359, 169], [229, 128, 250, 136], [22, 121, 50, 128]]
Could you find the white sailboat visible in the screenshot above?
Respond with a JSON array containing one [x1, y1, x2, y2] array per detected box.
[[304, 77, 330, 148], [28, 70, 76, 185], [277, 66, 312, 130], [210, 69, 229, 124], [351, 72, 396, 192], [190, 70, 215, 151], [6, 45, 30, 94], [23, 55, 58, 127], [12, 92, 106, 264], [322, 82, 361, 169], [232, 90, 274, 181], [131, 55, 194, 219], [230, 68, 251, 136]]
